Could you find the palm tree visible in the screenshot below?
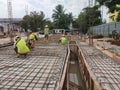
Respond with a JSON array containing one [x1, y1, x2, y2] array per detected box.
[[52, 4, 65, 21], [52, 4, 65, 28], [30, 11, 46, 32], [52, 4, 74, 29], [68, 13, 74, 23], [20, 11, 48, 32], [20, 15, 31, 32]]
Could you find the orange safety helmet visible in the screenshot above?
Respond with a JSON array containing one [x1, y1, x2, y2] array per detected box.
[[45, 25, 48, 28], [15, 36, 20, 41], [15, 35, 20, 38], [32, 33, 35, 35], [62, 34, 65, 37]]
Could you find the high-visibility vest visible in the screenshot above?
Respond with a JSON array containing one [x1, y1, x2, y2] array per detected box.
[[29, 34, 35, 40], [15, 39, 30, 54], [44, 28, 49, 35], [61, 37, 67, 45]]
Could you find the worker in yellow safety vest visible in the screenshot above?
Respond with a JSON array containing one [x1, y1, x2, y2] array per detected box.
[[44, 25, 49, 43], [28, 32, 38, 49], [14, 36, 30, 57], [58, 34, 67, 45]]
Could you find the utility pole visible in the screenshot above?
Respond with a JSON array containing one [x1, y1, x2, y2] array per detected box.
[[25, 4, 28, 15], [8, 0, 13, 19], [7, 0, 13, 42], [88, 0, 94, 45]]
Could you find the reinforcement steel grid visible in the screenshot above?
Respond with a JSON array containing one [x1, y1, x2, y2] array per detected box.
[[0, 39, 67, 90], [78, 41, 120, 90]]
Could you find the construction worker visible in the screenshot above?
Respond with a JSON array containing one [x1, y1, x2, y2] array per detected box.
[[44, 25, 49, 43], [28, 32, 37, 49], [14, 36, 30, 57], [58, 34, 67, 45]]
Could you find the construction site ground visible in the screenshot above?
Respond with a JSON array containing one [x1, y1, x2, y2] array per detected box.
[[70, 35, 120, 90], [77, 41, 120, 90], [0, 34, 67, 90], [80, 36, 120, 64], [93, 38, 120, 57], [0, 34, 120, 90], [93, 38, 120, 64]]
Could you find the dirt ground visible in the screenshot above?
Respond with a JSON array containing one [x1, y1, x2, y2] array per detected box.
[[106, 40, 120, 46], [94, 38, 120, 53], [91, 38, 120, 64], [81, 36, 120, 63]]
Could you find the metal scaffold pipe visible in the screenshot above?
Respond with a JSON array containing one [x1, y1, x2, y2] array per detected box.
[[88, 0, 94, 45], [7, 0, 14, 42]]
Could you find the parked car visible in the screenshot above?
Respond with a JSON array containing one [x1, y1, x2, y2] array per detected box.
[[39, 30, 44, 34]]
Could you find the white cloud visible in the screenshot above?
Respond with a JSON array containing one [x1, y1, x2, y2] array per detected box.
[[2, 0, 108, 21], [0, 0, 8, 18]]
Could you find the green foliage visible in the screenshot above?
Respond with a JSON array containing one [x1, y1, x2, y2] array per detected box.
[[96, 0, 120, 22], [116, 12, 120, 21], [96, 0, 120, 13], [112, 30, 117, 36], [76, 6, 102, 34], [112, 30, 119, 40], [20, 15, 31, 32], [87, 29, 92, 35], [52, 4, 74, 29], [20, 11, 47, 32]]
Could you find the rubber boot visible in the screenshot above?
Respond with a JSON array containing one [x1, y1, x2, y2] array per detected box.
[[44, 39, 46, 42], [30, 41, 35, 48], [17, 54, 20, 58], [24, 53, 27, 57], [46, 40, 48, 43]]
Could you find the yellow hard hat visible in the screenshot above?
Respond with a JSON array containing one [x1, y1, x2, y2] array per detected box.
[[32, 33, 35, 35], [15, 35, 20, 39], [45, 25, 48, 27], [15, 36, 20, 41], [62, 34, 65, 37]]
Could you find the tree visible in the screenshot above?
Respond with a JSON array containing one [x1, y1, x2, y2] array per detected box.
[[52, 4, 74, 29], [76, 12, 88, 34], [96, 0, 120, 13], [20, 11, 47, 32], [20, 15, 31, 32], [52, 4, 65, 29], [116, 12, 120, 21], [96, 0, 120, 21], [76, 6, 102, 34], [29, 11, 46, 32]]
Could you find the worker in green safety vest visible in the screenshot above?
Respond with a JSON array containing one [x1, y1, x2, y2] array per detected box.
[[58, 34, 67, 45], [14, 36, 30, 57], [44, 24, 49, 43], [27, 32, 38, 49]]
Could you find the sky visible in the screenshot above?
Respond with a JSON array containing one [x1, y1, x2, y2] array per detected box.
[[0, 0, 88, 19], [0, 0, 108, 21]]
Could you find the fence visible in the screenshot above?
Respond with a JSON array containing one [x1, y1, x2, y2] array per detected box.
[[93, 22, 120, 36]]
